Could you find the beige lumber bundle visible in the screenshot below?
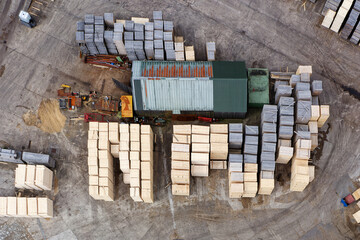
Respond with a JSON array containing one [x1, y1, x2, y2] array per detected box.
[[242, 162, 258, 197], [119, 123, 130, 182], [140, 125, 154, 203], [210, 124, 228, 164], [352, 188, 360, 201], [353, 210, 360, 223], [290, 139, 311, 192], [88, 122, 115, 201], [191, 125, 210, 177], [276, 146, 293, 164], [321, 9, 336, 28], [318, 105, 330, 128], [171, 125, 191, 196], [15, 164, 53, 191], [185, 46, 195, 61], [0, 197, 53, 218], [129, 123, 142, 202], [229, 171, 243, 198]]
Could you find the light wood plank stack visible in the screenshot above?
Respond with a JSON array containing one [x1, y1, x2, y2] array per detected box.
[[119, 123, 130, 183], [109, 122, 119, 158], [0, 197, 53, 218], [191, 125, 210, 177], [140, 125, 154, 203], [185, 46, 195, 61], [210, 124, 228, 170], [171, 125, 191, 196], [130, 124, 142, 202], [15, 164, 53, 191], [88, 122, 115, 201], [321, 9, 337, 28], [290, 139, 311, 192], [174, 36, 185, 61]]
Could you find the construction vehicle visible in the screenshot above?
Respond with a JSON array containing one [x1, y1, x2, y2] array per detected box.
[[18, 11, 36, 28]]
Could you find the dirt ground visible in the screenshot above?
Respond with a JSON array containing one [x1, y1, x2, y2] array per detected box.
[[0, 0, 360, 239]]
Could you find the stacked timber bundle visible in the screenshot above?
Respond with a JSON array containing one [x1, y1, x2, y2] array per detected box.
[[109, 123, 120, 158], [206, 42, 216, 61], [290, 139, 311, 191], [171, 125, 191, 196], [191, 125, 210, 176], [210, 124, 228, 170], [140, 125, 154, 203], [15, 165, 53, 191], [185, 46, 195, 61], [0, 197, 53, 218], [174, 36, 185, 61], [243, 125, 259, 197], [258, 105, 277, 195], [276, 97, 295, 164], [119, 124, 130, 183], [129, 124, 142, 202], [228, 153, 244, 198]]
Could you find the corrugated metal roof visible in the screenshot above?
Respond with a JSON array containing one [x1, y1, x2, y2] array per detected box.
[[132, 61, 213, 78], [139, 78, 213, 111]]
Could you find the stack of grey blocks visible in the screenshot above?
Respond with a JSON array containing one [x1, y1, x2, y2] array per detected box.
[[76, 13, 122, 56], [275, 85, 292, 104], [260, 105, 277, 173], [153, 11, 165, 60], [164, 20, 175, 60], [113, 22, 126, 56], [229, 123, 243, 150], [295, 74, 312, 124], [243, 125, 259, 164], [206, 42, 216, 61], [278, 97, 295, 140]]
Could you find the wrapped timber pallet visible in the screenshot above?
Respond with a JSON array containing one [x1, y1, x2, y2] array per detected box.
[[191, 125, 210, 176], [140, 125, 154, 203], [243, 125, 259, 197], [171, 125, 191, 196], [15, 164, 53, 191], [0, 197, 53, 218], [290, 139, 311, 192], [210, 124, 228, 170]]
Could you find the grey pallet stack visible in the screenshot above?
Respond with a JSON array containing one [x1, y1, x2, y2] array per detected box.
[[145, 22, 154, 59], [94, 32, 108, 55], [206, 42, 216, 61], [164, 20, 174, 60], [340, 9, 360, 39], [243, 125, 259, 197], [259, 105, 277, 195], [229, 123, 243, 149], [76, 26, 89, 55], [124, 20, 138, 61], [84, 15, 98, 55], [311, 80, 323, 96], [350, 1, 360, 44], [113, 23, 127, 55], [104, 13, 114, 27], [104, 31, 118, 55], [153, 11, 165, 61], [350, 21, 360, 44], [275, 85, 292, 104], [322, 0, 342, 16]]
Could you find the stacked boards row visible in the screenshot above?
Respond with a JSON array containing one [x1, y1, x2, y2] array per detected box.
[[15, 164, 53, 191], [88, 122, 154, 203], [0, 197, 53, 218]]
